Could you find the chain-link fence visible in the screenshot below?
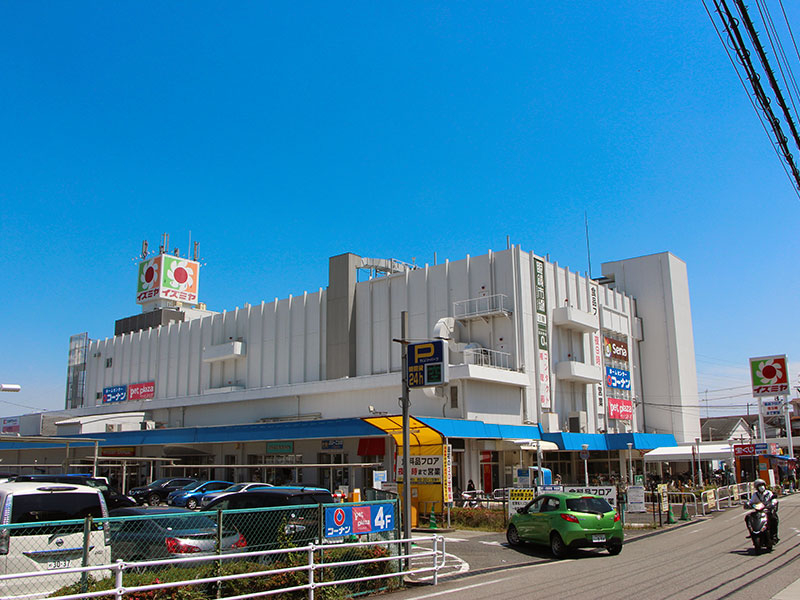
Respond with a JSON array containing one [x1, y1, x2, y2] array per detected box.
[[0, 500, 402, 599]]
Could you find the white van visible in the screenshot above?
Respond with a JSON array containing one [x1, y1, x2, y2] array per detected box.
[[0, 481, 111, 597]]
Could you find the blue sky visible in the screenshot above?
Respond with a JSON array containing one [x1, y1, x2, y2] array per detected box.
[[2, 2, 799, 419]]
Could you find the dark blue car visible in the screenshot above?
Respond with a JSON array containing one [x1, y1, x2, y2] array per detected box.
[[166, 481, 232, 509]]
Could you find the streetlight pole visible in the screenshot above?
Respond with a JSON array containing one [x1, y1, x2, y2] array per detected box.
[[627, 442, 633, 484], [582, 444, 589, 487]]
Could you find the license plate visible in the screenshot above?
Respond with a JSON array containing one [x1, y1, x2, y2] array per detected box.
[[47, 560, 70, 570], [592, 534, 606, 543]]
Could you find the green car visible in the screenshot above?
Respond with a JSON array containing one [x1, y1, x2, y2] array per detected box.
[[506, 492, 623, 557]]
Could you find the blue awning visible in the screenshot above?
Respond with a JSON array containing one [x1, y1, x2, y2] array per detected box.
[[605, 433, 677, 450], [542, 432, 608, 451], [0, 418, 386, 450], [415, 417, 545, 441]]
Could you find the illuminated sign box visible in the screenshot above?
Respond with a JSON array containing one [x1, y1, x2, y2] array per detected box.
[[407, 340, 449, 388]]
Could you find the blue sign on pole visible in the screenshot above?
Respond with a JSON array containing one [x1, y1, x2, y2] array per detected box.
[[605, 367, 631, 390], [324, 503, 395, 538], [407, 340, 449, 388]]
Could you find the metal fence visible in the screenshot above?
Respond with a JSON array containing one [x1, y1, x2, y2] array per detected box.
[[1, 535, 444, 600], [0, 500, 405, 600]]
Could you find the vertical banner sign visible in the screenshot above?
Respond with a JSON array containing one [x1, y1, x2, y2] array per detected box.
[[444, 445, 454, 502], [749, 355, 789, 397], [534, 258, 551, 410]]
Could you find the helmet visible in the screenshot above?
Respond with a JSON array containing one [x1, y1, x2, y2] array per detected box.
[[754, 478, 767, 491]]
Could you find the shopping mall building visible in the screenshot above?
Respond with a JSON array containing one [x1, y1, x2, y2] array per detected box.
[[0, 244, 699, 495]]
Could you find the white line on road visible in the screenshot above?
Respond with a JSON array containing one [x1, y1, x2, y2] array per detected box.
[[406, 577, 511, 599], [406, 559, 575, 598], [479, 541, 503, 546]]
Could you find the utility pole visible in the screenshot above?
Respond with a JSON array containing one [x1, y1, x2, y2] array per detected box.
[[395, 312, 412, 564]]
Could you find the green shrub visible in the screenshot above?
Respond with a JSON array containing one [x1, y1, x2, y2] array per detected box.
[[50, 545, 400, 599], [450, 507, 506, 531]]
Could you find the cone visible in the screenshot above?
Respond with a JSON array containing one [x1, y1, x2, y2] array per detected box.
[[429, 510, 437, 529], [680, 502, 691, 521], [667, 505, 677, 524]]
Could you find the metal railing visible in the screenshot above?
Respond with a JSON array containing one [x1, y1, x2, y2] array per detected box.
[[0, 535, 444, 600], [464, 347, 512, 370], [0, 500, 404, 599], [453, 294, 512, 319]]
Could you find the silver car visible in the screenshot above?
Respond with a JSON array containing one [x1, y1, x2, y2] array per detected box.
[[107, 507, 246, 564]]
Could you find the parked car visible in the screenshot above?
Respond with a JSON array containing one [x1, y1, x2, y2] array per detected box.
[[166, 480, 233, 509], [107, 506, 246, 564], [11, 474, 136, 509], [129, 478, 198, 506], [506, 492, 623, 557], [199, 482, 274, 509], [0, 481, 111, 597], [204, 486, 334, 551]]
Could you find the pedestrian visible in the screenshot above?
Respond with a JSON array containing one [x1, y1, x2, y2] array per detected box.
[[467, 479, 475, 491]]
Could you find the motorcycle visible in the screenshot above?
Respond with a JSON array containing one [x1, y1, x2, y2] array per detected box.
[[744, 497, 778, 554]]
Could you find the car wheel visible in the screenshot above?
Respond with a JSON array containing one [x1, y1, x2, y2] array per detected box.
[[607, 541, 623, 555], [147, 493, 161, 506], [550, 532, 568, 558], [186, 498, 198, 510], [506, 524, 522, 547]]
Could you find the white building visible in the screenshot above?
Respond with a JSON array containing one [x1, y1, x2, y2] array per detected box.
[[3, 246, 700, 493]]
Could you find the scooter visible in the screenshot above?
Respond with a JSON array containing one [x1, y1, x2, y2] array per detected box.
[[744, 498, 778, 554], [460, 490, 481, 508]]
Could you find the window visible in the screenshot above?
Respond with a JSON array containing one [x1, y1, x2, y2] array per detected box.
[[105, 357, 113, 368], [450, 386, 458, 409], [11, 492, 103, 523], [566, 496, 613, 514]]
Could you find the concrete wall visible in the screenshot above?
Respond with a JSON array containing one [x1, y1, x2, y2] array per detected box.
[[602, 252, 701, 443]]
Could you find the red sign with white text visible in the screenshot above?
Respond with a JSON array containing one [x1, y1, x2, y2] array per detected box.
[[607, 397, 633, 420], [128, 381, 155, 401]]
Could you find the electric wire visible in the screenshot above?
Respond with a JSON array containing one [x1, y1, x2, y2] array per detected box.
[[756, 0, 800, 128], [704, 0, 800, 197]]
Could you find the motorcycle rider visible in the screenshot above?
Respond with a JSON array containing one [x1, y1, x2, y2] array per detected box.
[[746, 478, 779, 542]]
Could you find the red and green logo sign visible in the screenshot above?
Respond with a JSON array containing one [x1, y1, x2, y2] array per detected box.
[[749, 355, 789, 397], [137, 254, 200, 304]]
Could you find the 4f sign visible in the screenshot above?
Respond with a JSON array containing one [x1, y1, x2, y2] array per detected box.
[[749, 355, 789, 397]]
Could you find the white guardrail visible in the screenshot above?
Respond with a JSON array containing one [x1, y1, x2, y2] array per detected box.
[[0, 535, 445, 600]]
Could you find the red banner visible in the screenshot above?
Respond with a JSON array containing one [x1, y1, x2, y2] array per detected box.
[[128, 381, 155, 401], [607, 397, 633, 420]]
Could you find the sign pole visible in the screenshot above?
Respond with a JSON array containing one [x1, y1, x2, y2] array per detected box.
[[785, 396, 794, 459], [757, 398, 766, 443], [400, 311, 411, 562]]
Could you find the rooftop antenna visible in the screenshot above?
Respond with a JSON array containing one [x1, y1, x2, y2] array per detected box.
[[584, 211, 592, 278], [193, 241, 199, 261]]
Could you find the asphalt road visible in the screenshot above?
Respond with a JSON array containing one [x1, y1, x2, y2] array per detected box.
[[396, 493, 800, 600]]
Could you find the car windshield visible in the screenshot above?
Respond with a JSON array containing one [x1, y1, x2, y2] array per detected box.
[[147, 479, 171, 488], [566, 496, 613, 515], [223, 484, 246, 492]]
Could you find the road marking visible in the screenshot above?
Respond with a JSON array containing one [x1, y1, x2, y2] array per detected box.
[[407, 577, 510, 599], [479, 541, 503, 546], [406, 559, 574, 597]]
